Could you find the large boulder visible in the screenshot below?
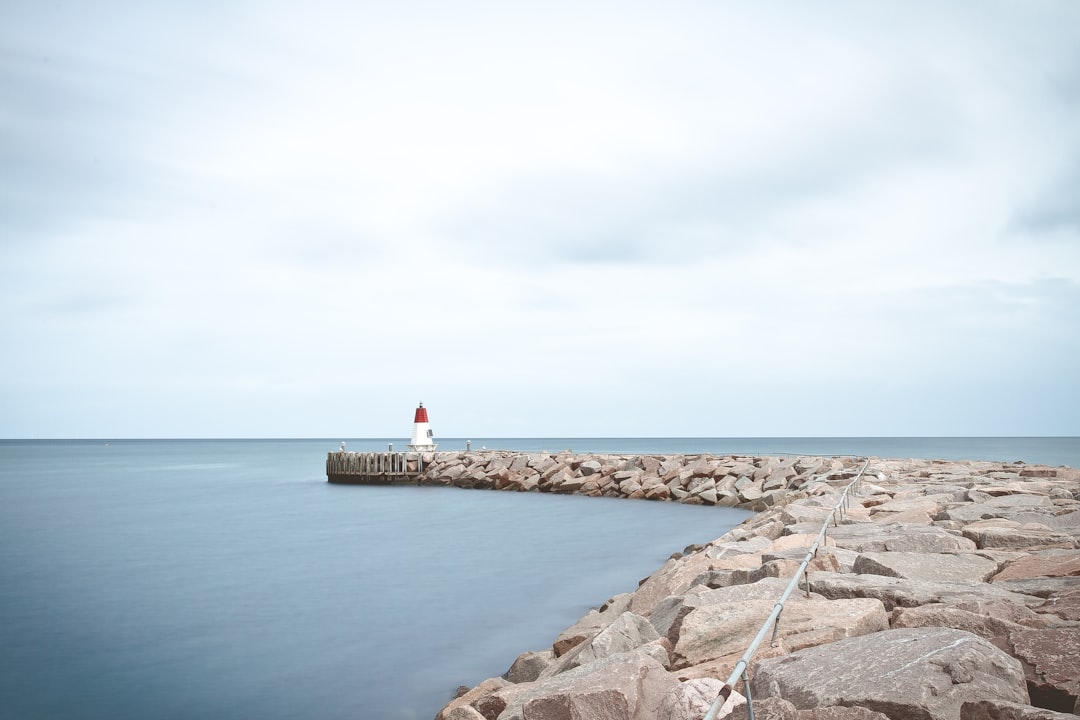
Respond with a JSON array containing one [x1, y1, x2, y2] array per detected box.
[[657, 578, 887, 670], [443, 705, 486, 720], [691, 552, 843, 592], [765, 533, 836, 553], [852, 551, 999, 583], [551, 592, 632, 656], [948, 599, 1053, 628], [628, 552, 721, 616], [890, 604, 1029, 642], [649, 578, 796, 646], [800, 708, 893, 720], [728, 699, 895, 720], [781, 504, 838, 527], [656, 679, 746, 720], [726, 696, 800, 720], [579, 460, 603, 476], [962, 525, 1078, 551], [869, 492, 958, 517], [750, 628, 1029, 720], [772, 597, 889, 654], [435, 677, 510, 720], [708, 535, 777, 558], [1036, 588, 1080, 621], [962, 700, 1079, 720], [990, 577, 1080, 600], [1011, 510, 1080, 530], [542, 611, 663, 676], [1001, 627, 1080, 714], [807, 523, 977, 554], [505, 649, 554, 683], [943, 494, 1055, 523], [492, 649, 683, 720], [990, 551, 1080, 582], [760, 545, 859, 573], [807, 571, 1040, 610]]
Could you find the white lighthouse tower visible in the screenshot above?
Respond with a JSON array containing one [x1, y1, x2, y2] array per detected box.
[[408, 402, 437, 451]]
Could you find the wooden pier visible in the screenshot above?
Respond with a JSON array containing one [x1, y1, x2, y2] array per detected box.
[[325, 451, 424, 484]]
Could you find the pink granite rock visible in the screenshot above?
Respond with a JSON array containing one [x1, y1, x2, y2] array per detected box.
[[727, 696, 799, 720], [443, 706, 485, 720], [890, 604, 1028, 641], [551, 592, 632, 656], [494, 649, 682, 720], [751, 628, 1029, 720], [505, 649, 554, 683], [665, 580, 886, 670], [656, 678, 746, 720], [991, 552, 1080, 582], [542, 611, 663, 676], [1004, 627, 1080, 714], [628, 551, 719, 616], [807, 522, 977, 553], [962, 699, 1079, 720], [963, 526, 1078, 551], [800, 707, 892, 720], [1035, 588, 1080, 621], [853, 550, 999, 583], [807, 571, 1038, 611], [435, 677, 509, 720]]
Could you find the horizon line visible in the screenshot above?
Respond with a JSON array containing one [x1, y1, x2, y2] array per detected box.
[[2, 435, 1078, 442]]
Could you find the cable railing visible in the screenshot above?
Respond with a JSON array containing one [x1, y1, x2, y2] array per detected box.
[[702, 457, 873, 720]]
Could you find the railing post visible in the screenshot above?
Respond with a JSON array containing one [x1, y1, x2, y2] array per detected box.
[[769, 608, 782, 647], [742, 668, 754, 720]]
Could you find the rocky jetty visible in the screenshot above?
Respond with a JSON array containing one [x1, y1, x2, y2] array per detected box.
[[413, 451, 862, 509], [428, 454, 1080, 720]]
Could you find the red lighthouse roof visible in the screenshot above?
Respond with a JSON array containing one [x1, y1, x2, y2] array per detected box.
[[413, 403, 429, 423]]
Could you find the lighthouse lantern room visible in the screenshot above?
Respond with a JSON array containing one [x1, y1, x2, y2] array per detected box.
[[408, 402, 437, 451]]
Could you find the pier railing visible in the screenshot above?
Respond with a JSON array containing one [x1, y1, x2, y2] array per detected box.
[[703, 457, 872, 720], [326, 451, 424, 484]]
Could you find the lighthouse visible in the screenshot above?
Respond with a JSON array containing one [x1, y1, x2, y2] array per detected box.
[[408, 402, 437, 451]]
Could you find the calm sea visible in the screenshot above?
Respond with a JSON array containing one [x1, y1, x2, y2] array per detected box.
[[1, 437, 1076, 720]]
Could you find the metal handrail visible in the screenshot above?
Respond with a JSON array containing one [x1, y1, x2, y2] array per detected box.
[[702, 457, 872, 720]]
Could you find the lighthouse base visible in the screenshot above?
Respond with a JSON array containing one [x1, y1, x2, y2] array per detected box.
[[408, 443, 437, 452]]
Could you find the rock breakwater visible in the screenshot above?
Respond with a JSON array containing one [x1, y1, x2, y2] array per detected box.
[[428, 454, 1080, 720], [414, 450, 864, 509]]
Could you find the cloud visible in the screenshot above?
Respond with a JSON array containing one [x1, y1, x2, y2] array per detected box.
[[1, 1, 1079, 437], [1009, 161, 1080, 237]]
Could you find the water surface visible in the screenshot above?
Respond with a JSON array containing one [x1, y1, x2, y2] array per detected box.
[[0, 439, 750, 720]]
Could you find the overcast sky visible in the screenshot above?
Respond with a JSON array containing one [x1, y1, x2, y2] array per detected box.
[[2, 1, 1078, 439]]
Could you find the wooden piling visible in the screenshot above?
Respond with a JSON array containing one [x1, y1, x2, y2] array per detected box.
[[326, 451, 421, 484]]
